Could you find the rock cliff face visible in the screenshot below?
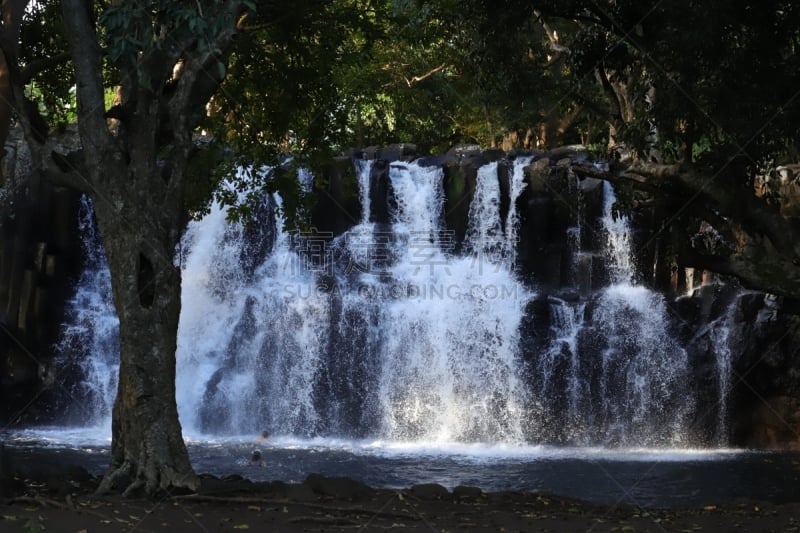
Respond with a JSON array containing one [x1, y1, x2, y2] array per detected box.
[[4, 140, 800, 448], [0, 127, 83, 424]]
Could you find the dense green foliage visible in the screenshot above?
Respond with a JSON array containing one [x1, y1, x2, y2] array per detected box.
[[9, 0, 800, 272], [15, 0, 800, 166]]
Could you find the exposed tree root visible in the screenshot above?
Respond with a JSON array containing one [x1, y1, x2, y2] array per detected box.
[[96, 460, 198, 498], [122, 479, 146, 498], [95, 462, 132, 496]]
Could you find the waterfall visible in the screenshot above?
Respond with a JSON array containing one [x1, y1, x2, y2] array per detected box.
[[602, 181, 635, 284], [176, 187, 329, 436], [54, 196, 118, 427], [465, 156, 532, 269], [525, 180, 693, 446], [375, 162, 531, 442], [175, 160, 531, 441], [504, 156, 533, 270], [355, 159, 373, 225], [465, 162, 504, 260], [60, 157, 709, 447], [588, 285, 692, 445], [708, 300, 735, 443], [589, 181, 691, 445]]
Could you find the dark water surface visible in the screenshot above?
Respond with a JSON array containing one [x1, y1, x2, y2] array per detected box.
[[5, 428, 800, 508]]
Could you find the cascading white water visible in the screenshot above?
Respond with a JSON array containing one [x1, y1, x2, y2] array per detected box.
[[175, 159, 532, 442], [464, 156, 532, 269], [536, 298, 586, 415], [602, 181, 635, 285], [708, 299, 735, 443], [590, 285, 691, 445], [54, 196, 119, 427], [375, 162, 531, 442], [465, 162, 504, 260], [176, 178, 329, 436], [505, 156, 532, 268], [589, 182, 691, 445], [355, 159, 373, 225], [60, 157, 711, 447]]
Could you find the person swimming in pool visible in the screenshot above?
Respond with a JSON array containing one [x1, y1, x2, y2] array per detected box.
[[248, 448, 265, 466]]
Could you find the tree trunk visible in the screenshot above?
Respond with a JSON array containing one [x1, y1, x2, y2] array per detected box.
[[59, 0, 243, 497], [92, 182, 196, 497]]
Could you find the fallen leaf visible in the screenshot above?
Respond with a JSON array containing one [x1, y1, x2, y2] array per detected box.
[[233, 524, 250, 530]]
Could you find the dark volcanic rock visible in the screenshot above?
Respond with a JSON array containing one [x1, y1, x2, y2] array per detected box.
[[453, 485, 483, 500], [304, 473, 373, 500], [410, 482, 450, 500]]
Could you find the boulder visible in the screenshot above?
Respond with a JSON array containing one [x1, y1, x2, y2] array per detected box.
[[304, 473, 372, 500], [410, 482, 450, 500]]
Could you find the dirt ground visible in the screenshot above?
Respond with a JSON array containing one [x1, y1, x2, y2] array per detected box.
[[2, 472, 800, 533]]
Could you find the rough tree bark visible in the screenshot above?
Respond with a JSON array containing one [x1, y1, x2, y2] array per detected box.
[[93, 191, 192, 495], [59, 0, 243, 496], [572, 160, 800, 298]]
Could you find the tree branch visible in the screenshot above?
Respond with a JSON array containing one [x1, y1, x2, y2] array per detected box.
[[534, 9, 569, 55], [19, 52, 71, 84], [595, 65, 624, 123], [572, 160, 800, 295], [405, 63, 446, 87], [624, 162, 800, 259], [161, 3, 242, 214], [61, 0, 112, 159]]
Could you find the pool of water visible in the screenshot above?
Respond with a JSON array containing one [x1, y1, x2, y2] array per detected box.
[[4, 427, 800, 508]]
